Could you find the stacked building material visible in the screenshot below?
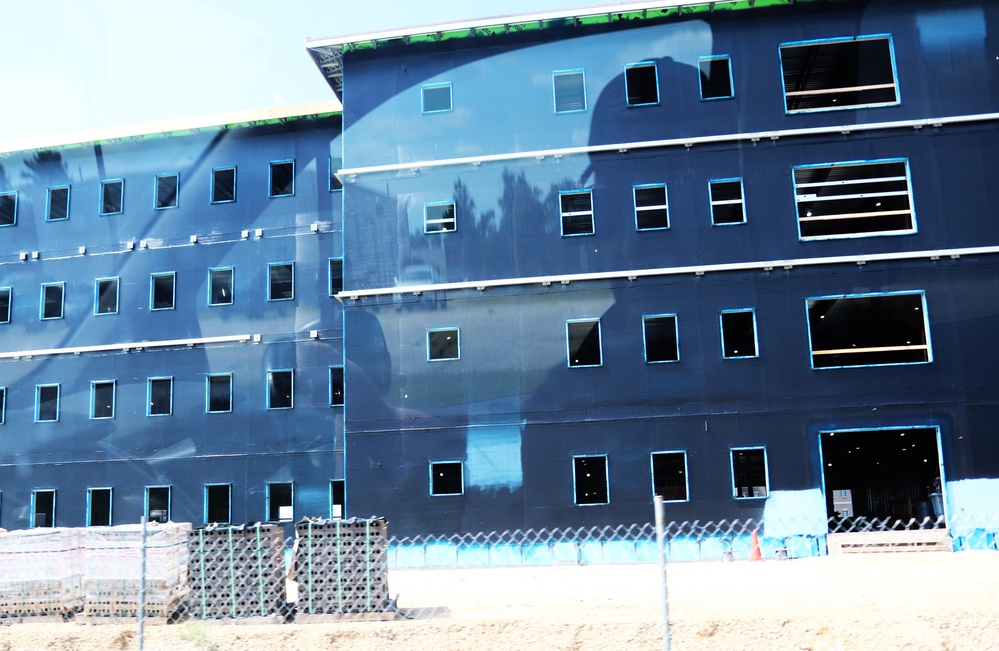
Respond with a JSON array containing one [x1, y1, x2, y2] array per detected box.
[[187, 523, 287, 620], [82, 522, 190, 619], [0, 528, 83, 619], [294, 517, 392, 616]]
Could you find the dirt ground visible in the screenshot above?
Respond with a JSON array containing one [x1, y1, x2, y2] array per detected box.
[[2, 552, 997, 650]]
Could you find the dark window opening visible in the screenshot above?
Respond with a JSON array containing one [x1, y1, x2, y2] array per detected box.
[[422, 83, 453, 113], [267, 482, 293, 522], [212, 167, 236, 203], [574, 456, 609, 505], [553, 70, 586, 113], [625, 62, 659, 106], [644, 315, 679, 363], [155, 174, 178, 209], [732, 448, 768, 498], [331, 480, 345, 519], [92, 381, 115, 419], [329, 156, 343, 191], [148, 378, 173, 416], [430, 461, 463, 496], [88, 488, 112, 527], [634, 185, 668, 230], [425, 202, 456, 233], [209, 268, 233, 306], [808, 292, 930, 368], [269, 161, 294, 197], [0, 288, 10, 324], [268, 263, 294, 301], [781, 37, 898, 112], [41, 283, 64, 320], [721, 310, 758, 358], [0, 387, 6, 424], [96, 278, 118, 315], [428, 328, 459, 361], [205, 484, 231, 524], [208, 374, 232, 413], [47, 186, 70, 221], [710, 180, 745, 225], [560, 190, 594, 236], [146, 486, 171, 523], [652, 452, 688, 501], [151, 273, 175, 310], [101, 180, 123, 215], [329, 259, 343, 295], [268, 370, 293, 409], [567, 319, 602, 367], [329, 366, 344, 406], [36, 385, 59, 422], [33, 490, 55, 528], [0, 192, 15, 226], [699, 56, 734, 99]]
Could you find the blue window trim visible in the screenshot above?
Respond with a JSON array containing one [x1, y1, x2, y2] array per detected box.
[[642, 313, 680, 364], [779, 34, 900, 114], [208, 266, 235, 306], [708, 178, 746, 226], [720, 308, 759, 359], [206, 373, 233, 414], [552, 69, 587, 114], [424, 201, 456, 234], [792, 157, 915, 241], [572, 454, 610, 506], [329, 258, 344, 296], [0, 386, 6, 425], [153, 173, 179, 210], [144, 485, 172, 522], [204, 483, 232, 524], [559, 189, 595, 237], [94, 277, 119, 316], [268, 159, 295, 198], [0, 191, 17, 227], [730, 446, 769, 500], [427, 327, 460, 362], [149, 272, 176, 311], [86, 487, 112, 527], [99, 179, 124, 216], [35, 384, 60, 422], [566, 318, 603, 368], [633, 183, 669, 231], [90, 380, 116, 420], [40, 282, 65, 320], [266, 369, 294, 410], [329, 156, 343, 192], [429, 460, 464, 496], [329, 366, 345, 407], [330, 479, 346, 519], [421, 82, 453, 114], [805, 289, 932, 370], [624, 61, 660, 107], [46, 185, 70, 222], [146, 376, 174, 417], [266, 481, 294, 522], [210, 166, 237, 204], [267, 262, 295, 301], [0, 287, 11, 324], [650, 450, 690, 503], [697, 55, 734, 101], [30, 489, 56, 528]]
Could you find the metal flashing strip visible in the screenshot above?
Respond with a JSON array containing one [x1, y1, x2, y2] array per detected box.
[[0, 334, 253, 360], [338, 244, 999, 300]]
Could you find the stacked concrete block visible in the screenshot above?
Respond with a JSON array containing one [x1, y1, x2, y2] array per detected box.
[[294, 517, 392, 616], [187, 523, 287, 620], [0, 528, 83, 619]]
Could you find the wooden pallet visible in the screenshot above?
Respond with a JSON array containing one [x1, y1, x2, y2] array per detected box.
[[295, 611, 396, 623], [828, 529, 952, 554]]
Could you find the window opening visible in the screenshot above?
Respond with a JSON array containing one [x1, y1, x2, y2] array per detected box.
[[567, 318, 602, 367], [732, 447, 768, 498], [560, 190, 594, 236], [652, 451, 688, 501], [643, 314, 679, 363], [91, 381, 115, 419], [781, 36, 898, 112], [41, 282, 64, 320], [209, 267, 234, 306], [32, 490, 56, 528], [699, 56, 734, 100], [151, 272, 176, 310], [211, 166, 236, 203], [794, 159, 914, 239], [634, 184, 669, 230], [47, 186, 70, 221], [721, 310, 758, 359], [329, 259, 343, 295], [88, 488, 112, 527], [100, 179, 123, 215], [430, 461, 463, 496], [267, 370, 293, 409], [428, 328, 460, 361], [807, 291, 930, 368], [95, 277, 119, 315], [625, 62, 659, 106], [267, 482, 293, 522], [0, 191, 15, 226], [709, 179, 745, 225], [268, 263, 294, 301], [329, 156, 343, 191], [553, 70, 586, 113], [329, 366, 344, 406], [207, 374, 232, 413], [424, 202, 456, 233], [154, 173, 179, 209], [0, 387, 6, 424], [269, 160, 294, 197], [35, 384, 59, 422], [146, 486, 171, 523], [0, 287, 10, 324], [148, 377, 173, 416], [205, 484, 231, 524], [573, 455, 609, 505], [422, 82, 453, 113], [330, 480, 345, 519]]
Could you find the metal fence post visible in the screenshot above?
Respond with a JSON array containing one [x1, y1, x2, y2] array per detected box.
[[654, 496, 671, 651], [139, 516, 147, 651]]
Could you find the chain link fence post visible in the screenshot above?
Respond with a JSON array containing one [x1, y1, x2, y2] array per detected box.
[[654, 496, 671, 651]]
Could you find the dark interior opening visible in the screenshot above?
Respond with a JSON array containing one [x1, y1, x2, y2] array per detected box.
[[568, 319, 601, 367], [431, 462, 463, 495], [626, 63, 658, 105], [147, 486, 170, 523], [90, 488, 112, 526], [699, 57, 733, 99], [652, 452, 687, 501], [270, 161, 294, 197], [574, 456, 609, 505], [33, 490, 55, 527], [206, 484, 231, 523]]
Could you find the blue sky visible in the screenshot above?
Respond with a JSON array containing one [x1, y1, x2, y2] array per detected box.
[[0, 0, 576, 145]]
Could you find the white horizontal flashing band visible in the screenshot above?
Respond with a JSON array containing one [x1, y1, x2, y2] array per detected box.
[[0, 334, 253, 360], [338, 244, 999, 299]]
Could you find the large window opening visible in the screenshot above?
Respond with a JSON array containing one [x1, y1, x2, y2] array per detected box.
[[780, 36, 898, 113], [41, 283, 64, 320], [699, 56, 734, 100], [88, 488, 112, 527], [625, 62, 659, 106], [573, 455, 609, 505], [148, 377, 173, 416], [91, 381, 116, 419], [560, 190, 594, 236], [209, 267, 234, 306], [151, 272, 176, 310], [269, 160, 295, 197], [330, 480, 345, 519], [100, 179, 123, 215], [211, 167, 236, 204], [268, 263, 294, 301], [329, 259, 344, 295], [709, 179, 745, 225], [205, 484, 231, 524], [329, 366, 345, 406], [207, 374, 232, 413], [95, 277, 119, 315], [146, 486, 171, 523], [567, 318, 602, 367], [0, 192, 15, 226], [720, 309, 758, 359], [47, 186, 70, 221], [32, 489, 56, 528], [427, 328, 460, 361], [634, 184, 669, 230], [651, 451, 688, 501], [643, 314, 679, 363], [154, 173, 179, 209], [267, 370, 294, 409], [430, 461, 464, 496], [35, 384, 60, 422], [267, 482, 293, 522], [731, 447, 768, 499]]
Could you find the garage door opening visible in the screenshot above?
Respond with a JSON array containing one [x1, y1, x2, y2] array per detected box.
[[820, 427, 944, 531]]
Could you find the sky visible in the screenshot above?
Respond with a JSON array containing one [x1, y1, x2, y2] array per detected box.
[[0, 0, 580, 146]]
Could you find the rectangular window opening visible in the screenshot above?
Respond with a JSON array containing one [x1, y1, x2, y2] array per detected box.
[[428, 328, 460, 361], [205, 484, 231, 524], [422, 82, 453, 113], [652, 452, 688, 501], [88, 488, 112, 527], [424, 202, 456, 234], [634, 184, 669, 230], [267, 482, 293, 522], [0, 192, 16, 227], [148, 377, 173, 416], [625, 62, 659, 106], [146, 486, 171, 523], [560, 190, 594, 236], [732, 448, 768, 498], [209, 267, 234, 306], [269, 160, 294, 198], [329, 156, 343, 191], [100, 179, 123, 215], [0, 287, 11, 324], [151, 272, 176, 310], [207, 374, 232, 413], [553, 70, 586, 113], [268, 263, 294, 301], [267, 370, 293, 409], [567, 318, 602, 367], [154, 173, 179, 209], [95, 277, 119, 315], [709, 179, 745, 225], [91, 381, 116, 419], [807, 292, 930, 368], [330, 480, 345, 519], [211, 167, 236, 204], [699, 56, 734, 100], [47, 186, 70, 221], [35, 384, 60, 422], [41, 283, 64, 320], [574, 455, 609, 505], [32, 490, 56, 528], [430, 461, 463, 496], [329, 366, 344, 406], [781, 36, 898, 113], [643, 314, 679, 363], [329, 259, 343, 295], [721, 310, 758, 359], [0, 387, 6, 425]]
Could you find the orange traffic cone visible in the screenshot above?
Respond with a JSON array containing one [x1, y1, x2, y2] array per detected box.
[[750, 528, 762, 561]]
